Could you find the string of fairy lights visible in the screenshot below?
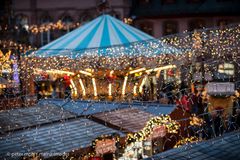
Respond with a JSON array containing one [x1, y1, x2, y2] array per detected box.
[[21, 23, 240, 101], [0, 40, 37, 53], [28, 17, 132, 34], [29, 20, 81, 34], [0, 23, 240, 159], [2, 17, 132, 34], [126, 115, 180, 144]]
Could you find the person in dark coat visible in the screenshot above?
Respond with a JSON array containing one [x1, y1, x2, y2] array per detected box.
[[190, 90, 199, 115]]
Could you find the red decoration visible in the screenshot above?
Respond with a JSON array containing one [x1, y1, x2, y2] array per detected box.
[[151, 125, 167, 139], [167, 69, 174, 77], [106, 75, 117, 83], [181, 95, 191, 112], [215, 106, 223, 111], [63, 75, 71, 86]]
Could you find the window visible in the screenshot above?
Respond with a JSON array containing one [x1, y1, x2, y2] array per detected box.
[[96, 0, 110, 12], [60, 14, 74, 35], [218, 63, 234, 76], [40, 15, 53, 46], [62, 15, 73, 24], [162, 0, 176, 4], [139, 22, 153, 35], [15, 14, 28, 28], [188, 19, 205, 31], [79, 13, 93, 24], [163, 21, 178, 35], [109, 10, 120, 19], [15, 14, 29, 43]]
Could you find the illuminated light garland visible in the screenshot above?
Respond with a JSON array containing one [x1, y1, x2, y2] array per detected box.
[[122, 75, 128, 96], [0, 84, 6, 89], [108, 83, 112, 96], [3, 18, 133, 35], [34, 68, 75, 75], [108, 70, 114, 96], [123, 18, 133, 25], [133, 83, 138, 96], [189, 115, 205, 126], [0, 40, 37, 53], [92, 78, 97, 97], [79, 70, 92, 76], [129, 68, 146, 74], [139, 76, 147, 94], [0, 50, 12, 74], [70, 79, 77, 97], [145, 64, 176, 73], [126, 115, 180, 145], [79, 78, 86, 97], [28, 20, 81, 34], [173, 136, 199, 148]]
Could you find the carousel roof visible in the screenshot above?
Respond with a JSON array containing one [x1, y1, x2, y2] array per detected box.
[[41, 14, 153, 50], [31, 14, 180, 58]]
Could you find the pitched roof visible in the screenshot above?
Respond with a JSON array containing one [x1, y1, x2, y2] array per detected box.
[[0, 104, 74, 135], [92, 108, 154, 132], [0, 118, 124, 159], [145, 131, 240, 160], [38, 99, 175, 116], [31, 14, 180, 58]]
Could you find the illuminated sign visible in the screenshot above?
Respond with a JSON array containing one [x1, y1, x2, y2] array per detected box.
[[95, 139, 116, 155], [151, 125, 167, 139], [207, 82, 235, 95]]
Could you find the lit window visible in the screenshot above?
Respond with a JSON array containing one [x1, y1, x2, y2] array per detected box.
[[15, 14, 28, 28], [218, 63, 234, 75], [40, 15, 53, 46]]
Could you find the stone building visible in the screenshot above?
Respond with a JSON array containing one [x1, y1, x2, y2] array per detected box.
[[130, 0, 240, 37], [11, 0, 131, 47]]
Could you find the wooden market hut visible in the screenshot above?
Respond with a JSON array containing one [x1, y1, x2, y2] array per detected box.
[[89, 105, 186, 157], [0, 104, 125, 159]]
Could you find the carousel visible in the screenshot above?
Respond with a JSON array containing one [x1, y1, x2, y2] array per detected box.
[[27, 14, 181, 101]]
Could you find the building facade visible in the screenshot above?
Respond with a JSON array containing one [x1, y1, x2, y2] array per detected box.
[[130, 0, 240, 37], [11, 0, 131, 47]]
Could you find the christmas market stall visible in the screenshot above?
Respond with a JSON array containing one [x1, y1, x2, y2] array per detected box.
[[0, 104, 125, 159], [0, 49, 24, 108], [206, 82, 235, 118], [91, 107, 181, 159], [27, 14, 181, 101]]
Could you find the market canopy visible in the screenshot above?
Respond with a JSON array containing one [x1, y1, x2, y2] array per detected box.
[[30, 14, 180, 58]]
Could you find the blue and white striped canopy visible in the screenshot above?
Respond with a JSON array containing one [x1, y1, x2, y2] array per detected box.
[[31, 14, 180, 58]]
